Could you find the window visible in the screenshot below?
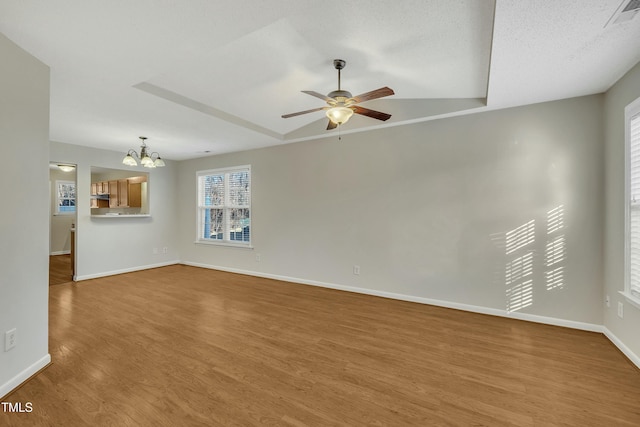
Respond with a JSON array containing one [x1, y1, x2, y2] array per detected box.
[[626, 97, 640, 302], [55, 180, 76, 214], [197, 166, 251, 246]]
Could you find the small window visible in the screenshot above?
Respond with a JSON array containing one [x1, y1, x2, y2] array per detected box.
[[56, 180, 76, 214], [196, 166, 251, 246]]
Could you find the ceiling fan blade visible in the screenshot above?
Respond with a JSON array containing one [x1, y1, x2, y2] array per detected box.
[[302, 90, 335, 103], [352, 105, 392, 121], [327, 120, 337, 130], [281, 107, 326, 118], [350, 86, 395, 104]]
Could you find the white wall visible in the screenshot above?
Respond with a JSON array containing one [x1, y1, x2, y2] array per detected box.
[[0, 33, 51, 397], [604, 61, 640, 359], [178, 95, 604, 327], [50, 141, 179, 280], [49, 166, 76, 255]]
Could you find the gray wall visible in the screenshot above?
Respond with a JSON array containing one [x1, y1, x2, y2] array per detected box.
[[50, 141, 179, 280], [178, 95, 605, 327], [604, 61, 640, 358], [0, 33, 50, 397]]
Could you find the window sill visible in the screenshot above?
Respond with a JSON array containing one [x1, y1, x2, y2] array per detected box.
[[91, 214, 151, 218], [619, 291, 640, 310], [194, 240, 253, 249]]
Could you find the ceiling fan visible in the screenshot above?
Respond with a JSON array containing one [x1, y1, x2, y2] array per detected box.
[[282, 59, 395, 130]]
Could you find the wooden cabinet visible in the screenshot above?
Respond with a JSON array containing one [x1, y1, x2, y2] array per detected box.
[[90, 176, 144, 210], [128, 182, 142, 208], [96, 181, 110, 195], [109, 180, 119, 208], [118, 179, 129, 207], [90, 198, 109, 208]]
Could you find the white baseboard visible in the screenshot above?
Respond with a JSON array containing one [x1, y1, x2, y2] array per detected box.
[[603, 327, 640, 370], [50, 250, 70, 256], [0, 353, 51, 399], [181, 262, 603, 333], [74, 260, 180, 281]]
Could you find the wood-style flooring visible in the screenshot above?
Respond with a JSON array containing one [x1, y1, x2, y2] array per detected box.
[[3, 264, 640, 426], [49, 254, 72, 286]]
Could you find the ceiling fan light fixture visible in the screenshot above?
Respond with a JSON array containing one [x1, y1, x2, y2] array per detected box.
[[326, 106, 354, 125]]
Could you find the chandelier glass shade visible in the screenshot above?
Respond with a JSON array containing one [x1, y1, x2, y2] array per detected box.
[[122, 136, 165, 168]]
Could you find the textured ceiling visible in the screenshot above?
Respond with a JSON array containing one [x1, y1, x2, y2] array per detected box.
[[1, 0, 640, 160]]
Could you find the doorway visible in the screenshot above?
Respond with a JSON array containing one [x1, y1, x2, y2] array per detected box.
[[49, 162, 77, 285]]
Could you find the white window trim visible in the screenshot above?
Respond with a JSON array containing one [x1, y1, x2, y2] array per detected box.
[[54, 180, 76, 216], [623, 96, 640, 309], [195, 165, 252, 248]]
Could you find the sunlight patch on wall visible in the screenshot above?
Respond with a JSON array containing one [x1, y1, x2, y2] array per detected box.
[[545, 267, 564, 291], [505, 252, 534, 312], [504, 217, 535, 313], [544, 205, 565, 291], [505, 219, 535, 255], [547, 205, 564, 234]]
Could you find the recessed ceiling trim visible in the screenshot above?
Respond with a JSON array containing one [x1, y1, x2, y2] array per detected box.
[[605, 0, 640, 27], [133, 82, 283, 140], [284, 98, 488, 144]]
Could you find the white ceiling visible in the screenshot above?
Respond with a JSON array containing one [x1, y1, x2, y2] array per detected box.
[[1, 0, 640, 160]]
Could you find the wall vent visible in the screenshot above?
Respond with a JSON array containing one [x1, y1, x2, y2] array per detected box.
[[605, 0, 640, 27]]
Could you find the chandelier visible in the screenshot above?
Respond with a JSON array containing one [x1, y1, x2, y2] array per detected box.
[[122, 136, 165, 168]]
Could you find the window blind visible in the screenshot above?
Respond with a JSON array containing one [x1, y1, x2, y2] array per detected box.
[[197, 166, 250, 245], [629, 113, 640, 297]]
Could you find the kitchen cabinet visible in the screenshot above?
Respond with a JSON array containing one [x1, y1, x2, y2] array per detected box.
[[118, 179, 129, 207], [90, 198, 109, 208], [109, 180, 119, 208], [90, 173, 146, 212], [96, 181, 109, 195], [98, 178, 142, 208], [128, 182, 142, 207]]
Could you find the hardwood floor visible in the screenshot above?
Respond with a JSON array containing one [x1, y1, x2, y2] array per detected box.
[[3, 265, 640, 426], [49, 254, 72, 286]]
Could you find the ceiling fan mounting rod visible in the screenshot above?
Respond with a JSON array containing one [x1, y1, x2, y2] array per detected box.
[[334, 59, 346, 90]]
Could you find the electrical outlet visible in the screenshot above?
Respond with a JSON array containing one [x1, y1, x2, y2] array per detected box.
[[153, 247, 158, 254], [5, 328, 16, 351], [162, 247, 168, 254], [255, 254, 261, 262], [353, 265, 360, 275], [606, 295, 610, 307], [618, 302, 624, 318]]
